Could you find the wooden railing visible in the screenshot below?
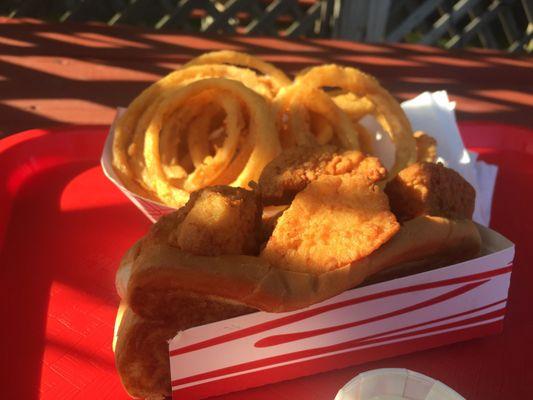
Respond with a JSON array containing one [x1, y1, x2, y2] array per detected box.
[[381, 0, 532, 53], [2, 0, 531, 52], [1, 0, 335, 37]]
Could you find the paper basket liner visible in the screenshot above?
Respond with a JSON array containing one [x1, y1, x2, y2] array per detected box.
[[100, 108, 175, 222]]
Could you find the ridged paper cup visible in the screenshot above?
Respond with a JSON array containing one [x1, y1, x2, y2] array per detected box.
[[335, 369, 464, 400]]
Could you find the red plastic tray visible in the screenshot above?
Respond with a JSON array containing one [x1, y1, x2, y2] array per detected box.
[[1, 122, 532, 400]]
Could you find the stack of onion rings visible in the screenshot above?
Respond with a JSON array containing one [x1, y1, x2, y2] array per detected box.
[[113, 52, 421, 208], [113, 51, 287, 207]]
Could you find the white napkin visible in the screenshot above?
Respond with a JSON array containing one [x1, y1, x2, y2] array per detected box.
[[401, 91, 497, 226]]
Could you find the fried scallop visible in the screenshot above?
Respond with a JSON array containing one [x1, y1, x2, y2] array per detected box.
[[258, 145, 386, 205], [385, 162, 475, 221], [261, 174, 399, 273]]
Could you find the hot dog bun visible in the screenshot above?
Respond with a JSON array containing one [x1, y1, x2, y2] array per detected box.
[[124, 215, 480, 318], [114, 299, 252, 399], [114, 215, 480, 398]]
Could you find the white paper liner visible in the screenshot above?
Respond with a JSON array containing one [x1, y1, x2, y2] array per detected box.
[[101, 107, 175, 223], [101, 91, 498, 225], [334, 369, 465, 400], [400, 91, 498, 226]]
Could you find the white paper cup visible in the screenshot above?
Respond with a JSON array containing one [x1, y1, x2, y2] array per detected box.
[[334, 369, 465, 400]]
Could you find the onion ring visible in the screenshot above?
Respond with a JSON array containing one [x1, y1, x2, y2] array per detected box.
[[274, 84, 360, 150], [295, 65, 417, 177], [112, 61, 286, 201], [185, 50, 291, 92], [114, 63, 287, 189], [113, 78, 280, 207]]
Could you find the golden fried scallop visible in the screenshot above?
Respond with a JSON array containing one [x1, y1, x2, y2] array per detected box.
[[261, 174, 399, 273], [149, 186, 263, 256], [385, 162, 475, 221], [184, 50, 291, 92], [414, 131, 438, 162], [258, 145, 387, 205]]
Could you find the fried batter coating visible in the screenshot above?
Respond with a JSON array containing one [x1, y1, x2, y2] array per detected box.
[[150, 186, 262, 256], [385, 162, 475, 222], [414, 131, 437, 162], [261, 174, 399, 273], [258, 145, 386, 205]]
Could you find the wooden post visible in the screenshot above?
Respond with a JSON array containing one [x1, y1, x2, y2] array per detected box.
[[335, 0, 392, 42]]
